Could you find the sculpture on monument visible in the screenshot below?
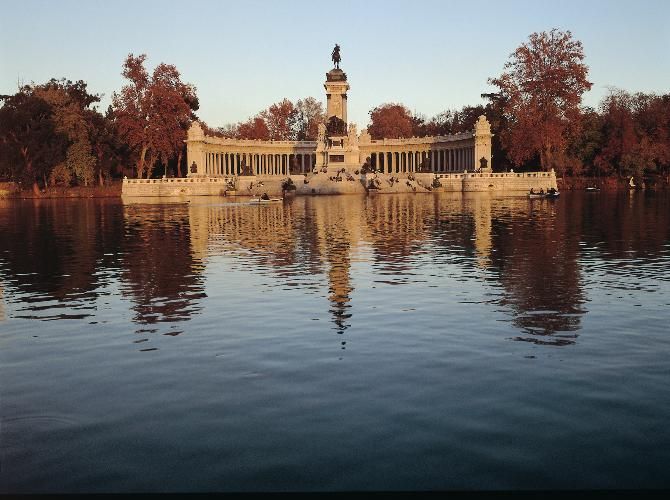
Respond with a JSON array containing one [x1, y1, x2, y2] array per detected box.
[[331, 44, 341, 69], [326, 115, 347, 136]]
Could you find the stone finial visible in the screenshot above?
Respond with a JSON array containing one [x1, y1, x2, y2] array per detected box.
[[188, 121, 205, 140], [348, 123, 357, 141], [474, 115, 491, 135], [359, 128, 371, 145]]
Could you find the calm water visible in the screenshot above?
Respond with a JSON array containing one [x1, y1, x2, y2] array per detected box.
[[0, 192, 669, 492]]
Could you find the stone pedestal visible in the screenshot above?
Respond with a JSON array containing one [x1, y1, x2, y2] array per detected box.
[[315, 67, 362, 173]]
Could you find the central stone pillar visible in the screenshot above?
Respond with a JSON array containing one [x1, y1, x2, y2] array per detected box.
[[315, 66, 361, 173], [324, 68, 349, 123]]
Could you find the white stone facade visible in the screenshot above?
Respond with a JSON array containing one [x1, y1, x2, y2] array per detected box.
[[185, 66, 493, 178]]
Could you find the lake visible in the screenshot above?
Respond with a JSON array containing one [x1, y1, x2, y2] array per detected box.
[[1, 191, 669, 493]]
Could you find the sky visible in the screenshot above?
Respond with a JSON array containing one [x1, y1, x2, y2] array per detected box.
[[1, 0, 669, 129]]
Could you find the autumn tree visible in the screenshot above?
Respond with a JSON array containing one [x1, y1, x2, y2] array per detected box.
[[260, 98, 297, 140], [368, 103, 414, 139], [293, 97, 325, 140], [236, 115, 270, 140], [594, 89, 670, 179], [489, 29, 592, 173], [112, 54, 198, 178]]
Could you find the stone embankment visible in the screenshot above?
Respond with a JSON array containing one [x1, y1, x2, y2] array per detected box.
[[122, 170, 558, 198]]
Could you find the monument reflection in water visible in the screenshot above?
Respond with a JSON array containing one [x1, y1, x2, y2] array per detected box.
[[1, 192, 670, 492]]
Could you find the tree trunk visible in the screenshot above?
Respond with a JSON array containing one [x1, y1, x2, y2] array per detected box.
[[177, 151, 183, 177], [143, 151, 153, 179], [137, 146, 148, 178], [32, 181, 41, 196], [98, 169, 104, 187]]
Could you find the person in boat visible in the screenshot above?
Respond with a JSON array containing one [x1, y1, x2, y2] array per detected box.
[[539, 188, 544, 194], [549, 187, 556, 194], [260, 192, 269, 200], [529, 188, 535, 194]]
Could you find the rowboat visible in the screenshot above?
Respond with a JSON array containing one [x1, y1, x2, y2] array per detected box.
[[249, 197, 283, 204]]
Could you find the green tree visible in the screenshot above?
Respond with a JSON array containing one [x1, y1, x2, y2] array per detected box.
[[0, 91, 67, 193], [32, 78, 102, 185]]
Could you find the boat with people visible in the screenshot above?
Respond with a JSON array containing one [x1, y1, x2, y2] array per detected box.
[[527, 187, 559, 199], [249, 193, 283, 204]]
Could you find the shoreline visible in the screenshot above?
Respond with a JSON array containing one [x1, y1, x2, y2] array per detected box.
[[1, 175, 667, 199]]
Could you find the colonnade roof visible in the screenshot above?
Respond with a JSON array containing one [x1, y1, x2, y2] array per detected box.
[[189, 131, 476, 149], [363, 132, 474, 146], [187, 137, 318, 147]]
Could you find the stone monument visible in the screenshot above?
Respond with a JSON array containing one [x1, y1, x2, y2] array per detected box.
[[315, 45, 361, 173], [474, 115, 493, 173]]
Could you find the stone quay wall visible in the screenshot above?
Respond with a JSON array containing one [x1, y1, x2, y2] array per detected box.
[[452, 170, 557, 192], [122, 170, 557, 197], [122, 176, 240, 197]]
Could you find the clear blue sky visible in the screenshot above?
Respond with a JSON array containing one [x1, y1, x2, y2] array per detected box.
[[1, 0, 668, 129]]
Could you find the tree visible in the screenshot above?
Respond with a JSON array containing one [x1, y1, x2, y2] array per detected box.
[[236, 115, 270, 140], [151, 64, 198, 177], [367, 103, 413, 139], [112, 54, 198, 178], [260, 98, 297, 140], [32, 78, 103, 186], [217, 123, 238, 138], [594, 89, 670, 180], [489, 29, 592, 173], [0, 91, 68, 193], [563, 106, 602, 176], [294, 97, 325, 140]]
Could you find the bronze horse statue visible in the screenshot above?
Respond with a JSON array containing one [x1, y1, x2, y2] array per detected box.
[[331, 44, 341, 69]]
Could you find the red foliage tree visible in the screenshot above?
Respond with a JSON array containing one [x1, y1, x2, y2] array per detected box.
[[294, 97, 325, 140], [261, 98, 297, 140], [367, 103, 414, 139], [236, 115, 270, 140], [489, 29, 592, 173], [595, 89, 670, 180], [112, 54, 197, 178]]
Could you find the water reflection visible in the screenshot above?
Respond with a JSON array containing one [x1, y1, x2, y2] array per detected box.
[[486, 196, 586, 345], [0, 284, 5, 322], [2, 192, 669, 347], [120, 203, 206, 329], [0, 199, 123, 320]]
